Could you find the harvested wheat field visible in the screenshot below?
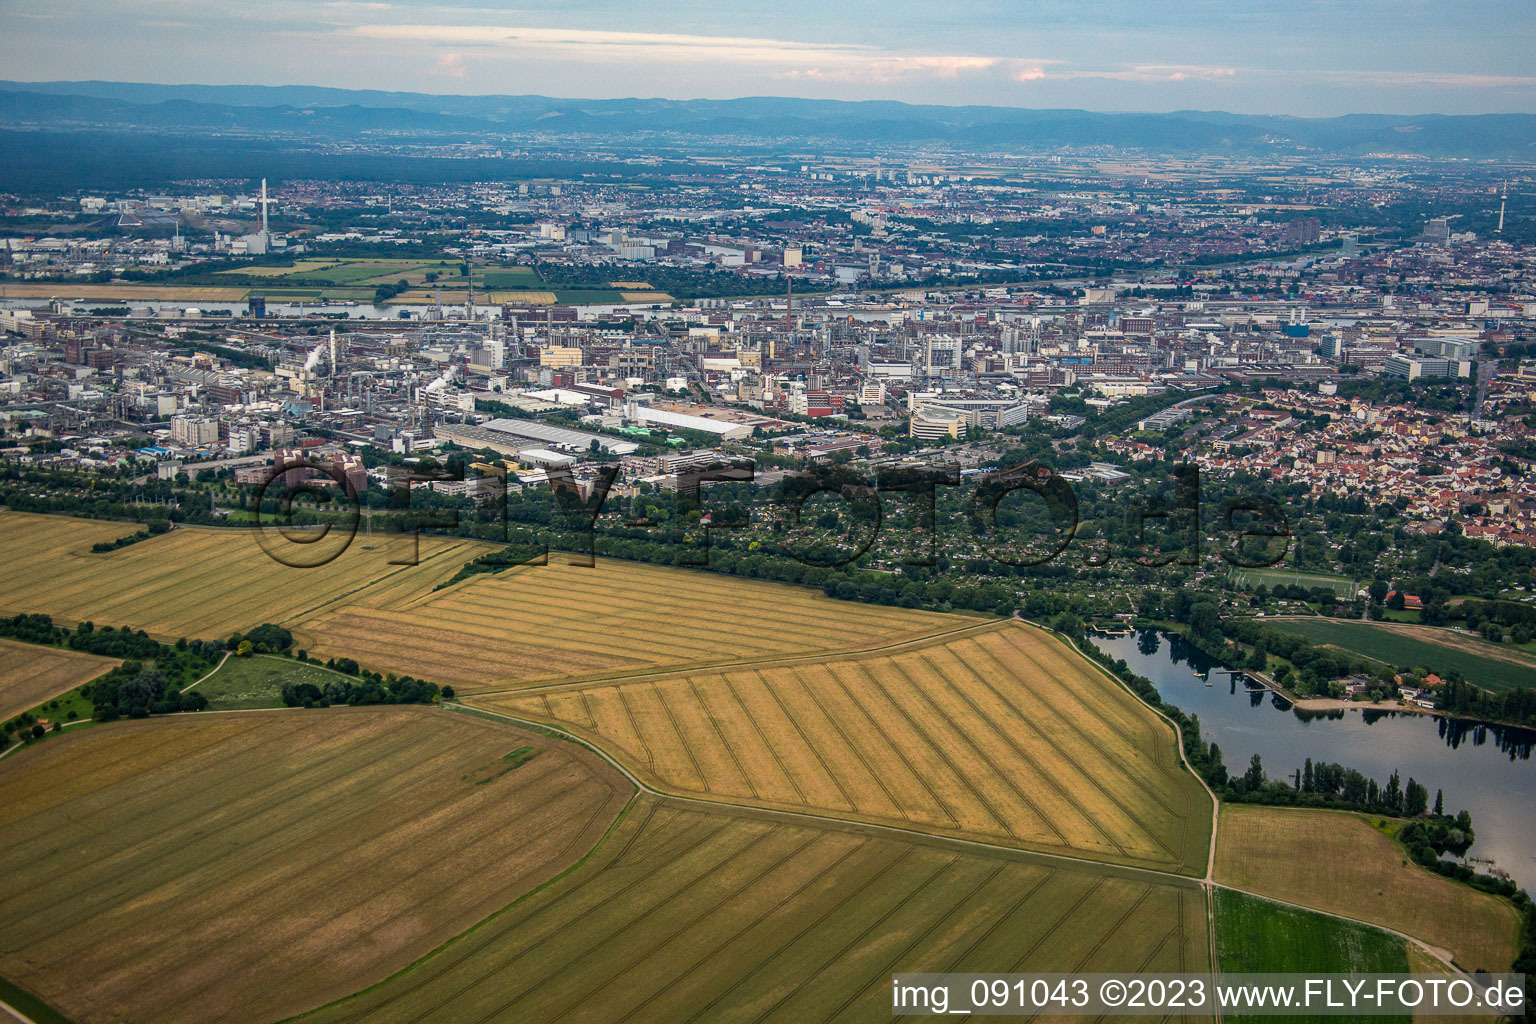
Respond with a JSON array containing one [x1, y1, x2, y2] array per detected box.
[[1213, 804, 1521, 972], [300, 796, 1210, 1024], [479, 620, 1213, 874], [0, 707, 630, 1024], [294, 557, 968, 692], [0, 512, 494, 641], [483, 289, 558, 304], [0, 639, 118, 721], [0, 284, 250, 301]]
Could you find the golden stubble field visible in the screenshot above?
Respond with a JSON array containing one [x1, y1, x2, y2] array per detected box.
[[0, 284, 251, 301], [478, 620, 1214, 875], [293, 557, 969, 691], [0, 638, 119, 721], [299, 795, 1211, 1024], [0, 512, 495, 641], [1213, 804, 1522, 972], [0, 707, 630, 1024]]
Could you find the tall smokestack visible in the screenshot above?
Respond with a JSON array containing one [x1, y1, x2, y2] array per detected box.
[[260, 178, 270, 236]]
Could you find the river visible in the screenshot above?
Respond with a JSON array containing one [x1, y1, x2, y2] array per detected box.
[[1091, 628, 1536, 892], [0, 297, 661, 321]]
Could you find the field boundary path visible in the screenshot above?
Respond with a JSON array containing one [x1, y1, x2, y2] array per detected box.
[[1042, 626, 1482, 982], [1042, 623, 1229, 987], [447, 701, 1466, 976], [1028, 621, 1223, 877], [179, 650, 231, 693], [448, 702, 1208, 890], [461, 614, 1008, 697], [0, 998, 36, 1024]]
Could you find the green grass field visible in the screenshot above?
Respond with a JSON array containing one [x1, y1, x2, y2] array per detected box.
[[1215, 889, 1411, 1024], [191, 654, 348, 709], [228, 260, 454, 288], [26, 687, 94, 728], [480, 268, 541, 288], [1234, 569, 1358, 599], [1269, 618, 1536, 692]]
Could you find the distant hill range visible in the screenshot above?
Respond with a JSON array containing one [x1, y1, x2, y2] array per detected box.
[[0, 80, 1533, 159]]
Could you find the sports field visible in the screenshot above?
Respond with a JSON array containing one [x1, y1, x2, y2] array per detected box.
[[1213, 805, 1520, 971], [479, 620, 1214, 874], [0, 707, 629, 1024], [1234, 568, 1358, 599], [0, 512, 494, 641], [294, 557, 965, 692], [0, 639, 118, 721], [1269, 617, 1536, 692], [299, 796, 1210, 1024]]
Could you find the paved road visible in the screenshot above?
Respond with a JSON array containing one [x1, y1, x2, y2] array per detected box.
[[1473, 357, 1499, 420], [0, 999, 36, 1024]]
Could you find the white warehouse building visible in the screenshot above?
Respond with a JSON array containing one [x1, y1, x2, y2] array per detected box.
[[625, 403, 753, 440]]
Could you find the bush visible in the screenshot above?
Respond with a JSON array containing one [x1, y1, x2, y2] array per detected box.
[[243, 623, 294, 653]]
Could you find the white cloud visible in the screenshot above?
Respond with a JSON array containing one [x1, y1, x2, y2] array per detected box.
[[1060, 64, 1239, 82], [777, 55, 1013, 84], [351, 23, 878, 64], [349, 24, 1069, 86], [434, 51, 467, 79], [1313, 69, 1536, 88]]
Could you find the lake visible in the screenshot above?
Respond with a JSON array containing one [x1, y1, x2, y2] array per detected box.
[[1091, 628, 1536, 891]]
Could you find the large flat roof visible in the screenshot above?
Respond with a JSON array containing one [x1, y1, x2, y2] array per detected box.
[[630, 405, 753, 438], [480, 417, 639, 454]]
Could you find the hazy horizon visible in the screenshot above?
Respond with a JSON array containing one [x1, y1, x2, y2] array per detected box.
[[7, 77, 1536, 120], [4, 0, 1534, 118]]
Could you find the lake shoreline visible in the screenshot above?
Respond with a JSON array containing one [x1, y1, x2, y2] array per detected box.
[[1091, 627, 1536, 891]]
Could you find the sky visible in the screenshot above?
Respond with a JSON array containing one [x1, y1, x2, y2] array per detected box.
[[3, 0, 1535, 116]]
